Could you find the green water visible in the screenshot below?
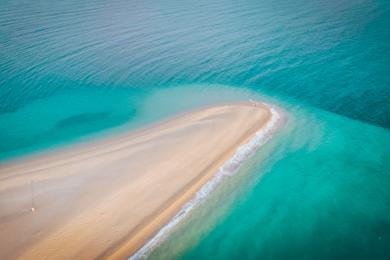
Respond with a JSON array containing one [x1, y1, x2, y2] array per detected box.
[[1, 0, 390, 258]]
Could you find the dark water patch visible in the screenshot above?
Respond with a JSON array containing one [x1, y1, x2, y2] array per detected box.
[[55, 111, 111, 128]]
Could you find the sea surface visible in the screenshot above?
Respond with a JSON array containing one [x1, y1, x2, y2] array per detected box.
[[1, 0, 389, 259]]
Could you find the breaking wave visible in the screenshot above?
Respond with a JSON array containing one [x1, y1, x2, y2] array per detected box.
[[130, 104, 283, 260]]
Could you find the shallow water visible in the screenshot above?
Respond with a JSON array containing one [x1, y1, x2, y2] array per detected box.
[[1, 0, 390, 259], [148, 97, 390, 259]]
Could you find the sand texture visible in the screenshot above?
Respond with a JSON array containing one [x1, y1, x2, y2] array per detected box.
[[0, 103, 271, 259]]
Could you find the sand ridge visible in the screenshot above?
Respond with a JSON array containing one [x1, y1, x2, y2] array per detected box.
[[0, 103, 273, 259]]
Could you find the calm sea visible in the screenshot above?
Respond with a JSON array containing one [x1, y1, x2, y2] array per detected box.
[[1, 0, 389, 259]]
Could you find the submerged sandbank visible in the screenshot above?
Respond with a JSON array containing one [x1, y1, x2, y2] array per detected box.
[[0, 102, 282, 259]]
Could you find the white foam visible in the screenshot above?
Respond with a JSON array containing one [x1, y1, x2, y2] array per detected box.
[[130, 104, 282, 260]]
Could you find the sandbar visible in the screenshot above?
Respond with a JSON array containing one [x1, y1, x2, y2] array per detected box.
[[0, 103, 275, 259]]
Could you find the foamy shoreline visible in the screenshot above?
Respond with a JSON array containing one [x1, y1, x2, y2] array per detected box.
[[0, 102, 285, 260], [130, 104, 285, 260]]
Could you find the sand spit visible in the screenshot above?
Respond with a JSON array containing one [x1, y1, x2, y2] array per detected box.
[[0, 103, 281, 259]]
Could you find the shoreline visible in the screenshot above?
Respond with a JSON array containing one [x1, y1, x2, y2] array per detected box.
[[0, 102, 285, 259], [128, 105, 285, 260], [0, 100, 265, 167]]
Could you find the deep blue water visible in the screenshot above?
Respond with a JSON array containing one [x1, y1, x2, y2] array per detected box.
[[0, 0, 390, 259]]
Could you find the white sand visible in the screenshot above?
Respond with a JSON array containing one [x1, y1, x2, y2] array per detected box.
[[0, 103, 273, 259]]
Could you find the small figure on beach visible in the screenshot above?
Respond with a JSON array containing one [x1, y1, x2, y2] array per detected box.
[[30, 180, 36, 213]]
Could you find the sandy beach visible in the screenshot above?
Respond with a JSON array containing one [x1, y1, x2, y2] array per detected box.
[[0, 103, 276, 259]]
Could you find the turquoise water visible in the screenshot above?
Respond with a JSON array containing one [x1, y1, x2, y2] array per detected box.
[[1, 0, 390, 259], [148, 98, 390, 259]]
